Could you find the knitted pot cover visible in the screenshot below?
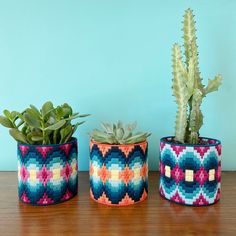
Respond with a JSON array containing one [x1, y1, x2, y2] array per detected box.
[[159, 137, 221, 206], [89, 140, 148, 206], [18, 138, 78, 205]]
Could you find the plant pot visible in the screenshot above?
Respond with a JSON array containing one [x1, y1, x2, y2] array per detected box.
[[159, 136, 221, 206], [18, 138, 78, 205], [89, 140, 148, 206]]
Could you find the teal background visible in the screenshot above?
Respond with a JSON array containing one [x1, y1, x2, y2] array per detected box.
[[0, 0, 235, 171]]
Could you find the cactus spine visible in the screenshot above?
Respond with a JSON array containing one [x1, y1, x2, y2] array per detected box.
[[172, 9, 222, 144]]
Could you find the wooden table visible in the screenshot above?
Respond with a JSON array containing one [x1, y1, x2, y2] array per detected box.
[[0, 172, 236, 235]]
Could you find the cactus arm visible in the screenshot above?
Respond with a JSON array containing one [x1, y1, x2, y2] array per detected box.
[[172, 44, 189, 143], [183, 9, 204, 91], [186, 57, 195, 95], [187, 89, 203, 144], [172, 8, 222, 144], [175, 104, 188, 143], [183, 9, 195, 65], [204, 75, 222, 94]]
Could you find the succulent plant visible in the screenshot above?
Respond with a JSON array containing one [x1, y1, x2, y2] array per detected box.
[[0, 101, 90, 145], [172, 9, 222, 144], [90, 121, 151, 144]]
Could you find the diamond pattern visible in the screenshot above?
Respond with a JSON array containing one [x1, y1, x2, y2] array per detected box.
[[171, 165, 184, 184], [195, 167, 208, 185], [37, 165, 53, 186], [159, 137, 221, 206], [61, 163, 72, 182], [171, 145, 186, 157], [98, 165, 111, 184], [19, 165, 29, 183], [19, 145, 30, 157], [17, 138, 78, 205], [120, 166, 134, 185], [90, 140, 148, 206], [37, 193, 54, 205], [194, 146, 210, 158], [170, 191, 185, 204], [35, 146, 53, 158]]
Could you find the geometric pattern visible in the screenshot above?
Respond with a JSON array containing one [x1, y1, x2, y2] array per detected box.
[[17, 138, 78, 205], [159, 136, 221, 206], [89, 140, 148, 206]]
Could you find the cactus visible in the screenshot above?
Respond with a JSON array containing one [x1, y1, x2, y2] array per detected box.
[[0, 101, 90, 145], [90, 121, 151, 144], [172, 9, 222, 144]]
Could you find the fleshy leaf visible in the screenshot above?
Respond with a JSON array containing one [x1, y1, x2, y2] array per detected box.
[[45, 120, 66, 131], [23, 112, 41, 129], [9, 128, 27, 144], [0, 116, 14, 128], [42, 101, 54, 117]]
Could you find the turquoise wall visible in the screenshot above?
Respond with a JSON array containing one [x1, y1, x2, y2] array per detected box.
[[0, 0, 235, 170]]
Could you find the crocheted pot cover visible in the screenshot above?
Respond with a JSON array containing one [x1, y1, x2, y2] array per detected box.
[[18, 138, 78, 205], [159, 137, 221, 206], [89, 140, 148, 206]]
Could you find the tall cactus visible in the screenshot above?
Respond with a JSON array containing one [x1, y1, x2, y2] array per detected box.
[[172, 9, 222, 144]]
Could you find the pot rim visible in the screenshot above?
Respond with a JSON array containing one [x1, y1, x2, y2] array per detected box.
[[160, 136, 221, 147], [17, 137, 77, 147], [90, 139, 147, 147]]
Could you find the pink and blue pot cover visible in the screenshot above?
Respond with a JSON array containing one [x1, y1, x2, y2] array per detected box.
[[159, 137, 221, 206], [18, 138, 78, 205], [89, 140, 148, 206]]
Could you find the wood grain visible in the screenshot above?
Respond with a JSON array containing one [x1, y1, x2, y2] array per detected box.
[[0, 172, 236, 235]]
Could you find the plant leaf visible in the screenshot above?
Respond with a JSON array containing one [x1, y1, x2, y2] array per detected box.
[[42, 101, 54, 117], [45, 120, 66, 131], [65, 113, 82, 121], [76, 121, 86, 126], [117, 120, 123, 129], [60, 125, 72, 143], [101, 122, 112, 133], [30, 105, 41, 118], [91, 129, 108, 139], [3, 109, 11, 119], [23, 113, 41, 129], [61, 103, 72, 117], [47, 116, 56, 125], [125, 133, 150, 144], [127, 121, 137, 131], [116, 127, 124, 140], [9, 128, 27, 143], [31, 136, 43, 141], [77, 113, 91, 118], [0, 116, 14, 128]]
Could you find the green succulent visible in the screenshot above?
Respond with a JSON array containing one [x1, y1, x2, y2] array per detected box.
[[90, 121, 151, 144], [0, 101, 90, 145], [172, 9, 222, 144]]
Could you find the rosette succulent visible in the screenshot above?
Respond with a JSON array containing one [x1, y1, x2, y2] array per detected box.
[[90, 121, 151, 144]]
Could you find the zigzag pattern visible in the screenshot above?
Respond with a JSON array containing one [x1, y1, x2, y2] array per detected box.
[[159, 137, 221, 206], [18, 138, 78, 205], [90, 141, 148, 206]]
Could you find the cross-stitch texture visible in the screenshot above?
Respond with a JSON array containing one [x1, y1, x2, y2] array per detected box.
[[159, 137, 221, 206], [90, 140, 148, 206], [18, 138, 78, 205]]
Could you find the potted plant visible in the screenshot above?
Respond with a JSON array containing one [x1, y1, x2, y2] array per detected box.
[[89, 121, 151, 206], [0, 102, 89, 205], [159, 9, 222, 206]]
